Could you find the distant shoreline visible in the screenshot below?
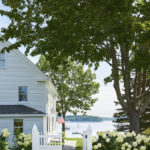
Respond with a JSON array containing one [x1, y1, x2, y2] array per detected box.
[[65, 115, 114, 122]]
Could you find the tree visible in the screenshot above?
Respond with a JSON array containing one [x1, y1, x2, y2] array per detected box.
[[114, 101, 150, 133], [1, 0, 150, 133], [113, 101, 129, 132], [37, 56, 100, 133]]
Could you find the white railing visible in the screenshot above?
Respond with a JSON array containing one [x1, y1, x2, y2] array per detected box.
[[32, 124, 62, 150], [82, 125, 92, 150]]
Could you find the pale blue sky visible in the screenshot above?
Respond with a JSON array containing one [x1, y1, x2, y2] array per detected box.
[[0, 2, 117, 117]]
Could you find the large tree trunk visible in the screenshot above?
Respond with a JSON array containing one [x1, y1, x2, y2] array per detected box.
[[128, 105, 140, 134], [62, 122, 65, 133]]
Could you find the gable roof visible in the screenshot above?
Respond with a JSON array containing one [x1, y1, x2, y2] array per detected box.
[[0, 39, 57, 96], [0, 105, 45, 116]]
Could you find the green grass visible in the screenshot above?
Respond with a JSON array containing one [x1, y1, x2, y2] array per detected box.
[[65, 138, 83, 150]]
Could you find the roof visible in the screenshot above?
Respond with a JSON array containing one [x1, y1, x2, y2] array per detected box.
[[0, 38, 58, 96], [0, 105, 45, 116]]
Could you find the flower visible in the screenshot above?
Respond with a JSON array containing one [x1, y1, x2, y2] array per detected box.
[[93, 145, 98, 149], [1, 129, 10, 138], [131, 131, 136, 136], [106, 138, 110, 143], [17, 141, 22, 146], [97, 143, 101, 148], [136, 138, 141, 144], [140, 146, 146, 150], [116, 137, 123, 143], [102, 133, 107, 139], [92, 137, 97, 143], [23, 141, 29, 147], [132, 142, 137, 147]]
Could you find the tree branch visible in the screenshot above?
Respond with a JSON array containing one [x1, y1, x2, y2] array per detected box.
[[140, 91, 150, 113], [109, 37, 127, 110], [120, 43, 131, 103]]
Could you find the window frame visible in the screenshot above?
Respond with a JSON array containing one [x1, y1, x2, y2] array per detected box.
[[0, 52, 5, 68], [18, 86, 28, 102], [14, 119, 23, 135]]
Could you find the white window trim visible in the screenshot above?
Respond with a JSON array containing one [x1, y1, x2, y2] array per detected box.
[[18, 86, 28, 102], [14, 119, 23, 134], [0, 52, 6, 68]]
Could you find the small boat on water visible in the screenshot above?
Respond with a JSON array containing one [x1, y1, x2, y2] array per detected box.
[[72, 123, 81, 134], [72, 130, 81, 134], [65, 126, 71, 130]]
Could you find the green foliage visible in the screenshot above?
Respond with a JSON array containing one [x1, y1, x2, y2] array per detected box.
[[114, 101, 150, 133], [65, 115, 102, 122], [37, 56, 99, 117], [0, 0, 149, 69], [1, 0, 150, 133], [13, 133, 32, 150]]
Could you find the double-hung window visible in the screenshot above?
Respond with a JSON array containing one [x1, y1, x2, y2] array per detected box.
[[0, 52, 5, 68], [19, 86, 28, 101], [14, 119, 23, 134]]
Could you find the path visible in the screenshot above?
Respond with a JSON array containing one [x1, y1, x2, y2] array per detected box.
[[63, 140, 76, 150]]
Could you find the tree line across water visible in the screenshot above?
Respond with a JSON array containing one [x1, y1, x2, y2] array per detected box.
[[64, 115, 114, 122]]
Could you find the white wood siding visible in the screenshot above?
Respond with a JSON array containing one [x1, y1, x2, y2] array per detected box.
[[0, 41, 58, 134], [0, 42, 47, 113], [46, 82, 57, 133], [0, 116, 43, 135]]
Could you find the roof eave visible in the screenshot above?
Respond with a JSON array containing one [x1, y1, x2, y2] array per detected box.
[[0, 114, 46, 117]]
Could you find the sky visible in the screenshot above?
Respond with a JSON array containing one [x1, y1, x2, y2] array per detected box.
[[0, 2, 117, 117]]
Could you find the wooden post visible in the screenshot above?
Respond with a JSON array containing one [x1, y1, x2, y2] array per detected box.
[[83, 131, 87, 150], [60, 133, 62, 150], [32, 124, 40, 150], [87, 125, 92, 150]]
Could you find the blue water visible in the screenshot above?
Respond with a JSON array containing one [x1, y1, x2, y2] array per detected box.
[[56, 121, 115, 138]]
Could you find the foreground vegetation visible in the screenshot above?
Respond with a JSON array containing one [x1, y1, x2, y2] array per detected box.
[[0, 129, 32, 150], [93, 131, 150, 150]]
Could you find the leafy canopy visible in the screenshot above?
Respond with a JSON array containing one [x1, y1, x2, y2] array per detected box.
[[0, 0, 148, 68], [37, 56, 100, 116]]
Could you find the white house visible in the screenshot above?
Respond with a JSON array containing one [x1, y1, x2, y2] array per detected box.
[[0, 40, 57, 137]]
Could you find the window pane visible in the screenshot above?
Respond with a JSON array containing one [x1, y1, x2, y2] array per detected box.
[[14, 119, 23, 135], [19, 86, 27, 101], [0, 53, 5, 60], [0, 60, 5, 68]]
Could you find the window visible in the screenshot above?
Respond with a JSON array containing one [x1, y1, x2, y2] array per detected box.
[[14, 119, 23, 135], [0, 52, 5, 68], [19, 86, 28, 101]]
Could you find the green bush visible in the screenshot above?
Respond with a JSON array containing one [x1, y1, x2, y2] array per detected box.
[[92, 131, 150, 150], [0, 128, 10, 150], [13, 133, 32, 150]]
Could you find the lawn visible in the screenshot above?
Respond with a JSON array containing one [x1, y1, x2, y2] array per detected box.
[[65, 138, 83, 150]]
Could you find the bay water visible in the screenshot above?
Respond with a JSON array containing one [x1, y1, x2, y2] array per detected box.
[[56, 120, 115, 138]]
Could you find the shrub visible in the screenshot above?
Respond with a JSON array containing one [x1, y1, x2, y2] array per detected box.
[[92, 131, 150, 150], [13, 133, 32, 150], [0, 128, 10, 150]]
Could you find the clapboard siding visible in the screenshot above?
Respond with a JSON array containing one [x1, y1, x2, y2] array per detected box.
[[0, 117, 43, 134], [0, 46, 47, 112], [0, 41, 57, 134]]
